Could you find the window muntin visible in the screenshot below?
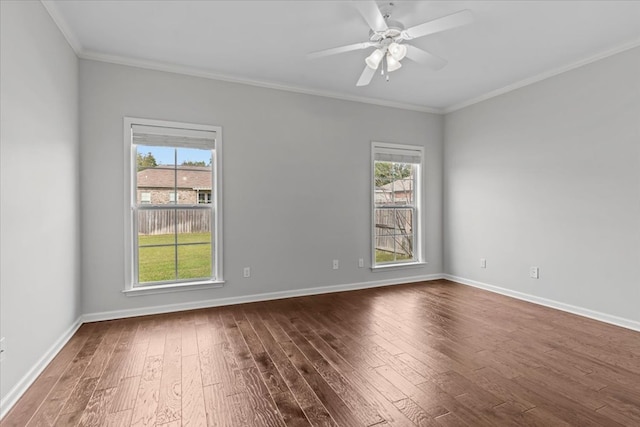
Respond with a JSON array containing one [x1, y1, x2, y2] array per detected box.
[[372, 143, 423, 267], [127, 119, 222, 289]]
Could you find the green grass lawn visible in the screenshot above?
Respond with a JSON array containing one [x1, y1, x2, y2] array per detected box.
[[375, 249, 412, 264], [138, 234, 409, 282], [138, 233, 211, 283]]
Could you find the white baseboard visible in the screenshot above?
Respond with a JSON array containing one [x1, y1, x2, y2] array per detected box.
[[0, 317, 84, 420], [444, 274, 640, 333], [83, 274, 445, 322], [5, 273, 637, 421]]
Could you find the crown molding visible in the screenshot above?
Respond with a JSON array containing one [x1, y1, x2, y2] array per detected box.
[[40, 1, 82, 54], [444, 38, 640, 114], [39, 0, 640, 116], [78, 50, 443, 114], [38, 0, 440, 114]]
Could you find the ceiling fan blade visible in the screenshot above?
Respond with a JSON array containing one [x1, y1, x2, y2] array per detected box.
[[401, 9, 473, 40], [308, 42, 375, 60], [356, 65, 376, 87], [353, 0, 388, 33], [405, 45, 447, 70]]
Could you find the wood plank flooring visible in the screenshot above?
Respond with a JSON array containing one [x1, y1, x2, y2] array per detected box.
[[3, 279, 640, 426]]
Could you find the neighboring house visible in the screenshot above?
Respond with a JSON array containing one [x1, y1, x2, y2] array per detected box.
[[137, 165, 212, 204], [375, 177, 414, 204]]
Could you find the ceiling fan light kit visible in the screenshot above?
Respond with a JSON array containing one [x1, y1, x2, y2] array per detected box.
[[386, 54, 402, 72], [366, 48, 385, 69], [388, 42, 407, 61], [308, 1, 474, 86]]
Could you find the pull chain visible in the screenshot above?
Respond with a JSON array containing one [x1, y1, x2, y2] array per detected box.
[[384, 56, 390, 82], [378, 54, 392, 82]]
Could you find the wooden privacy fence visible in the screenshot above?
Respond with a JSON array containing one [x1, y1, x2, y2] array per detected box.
[[375, 234, 412, 256], [375, 208, 412, 255], [138, 209, 211, 235]]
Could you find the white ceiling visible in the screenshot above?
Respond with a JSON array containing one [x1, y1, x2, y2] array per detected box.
[[45, 0, 640, 112]]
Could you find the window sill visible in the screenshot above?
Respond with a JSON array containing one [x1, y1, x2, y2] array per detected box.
[[371, 261, 427, 272], [123, 280, 225, 296]]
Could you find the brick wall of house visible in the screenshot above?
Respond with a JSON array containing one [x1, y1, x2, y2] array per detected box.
[[137, 188, 198, 205]]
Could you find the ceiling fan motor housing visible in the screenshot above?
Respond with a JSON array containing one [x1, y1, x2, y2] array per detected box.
[[369, 19, 404, 43]]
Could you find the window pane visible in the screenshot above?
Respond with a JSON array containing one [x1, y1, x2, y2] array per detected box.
[[375, 234, 394, 254], [375, 236, 413, 264], [138, 245, 176, 283], [136, 145, 177, 206], [374, 209, 413, 234], [374, 161, 415, 206], [394, 235, 413, 260], [177, 244, 212, 280], [392, 208, 413, 233], [137, 145, 175, 170], [137, 209, 212, 283], [375, 208, 397, 234], [376, 249, 397, 264], [138, 209, 177, 283], [375, 224, 394, 237], [176, 209, 211, 244], [138, 209, 175, 240], [391, 176, 414, 205], [176, 147, 212, 205]]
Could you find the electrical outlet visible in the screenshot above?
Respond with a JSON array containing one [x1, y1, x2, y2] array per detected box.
[[480, 258, 487, 268], [0, 337, 5, 362], [243, 267, 251, 278], [358, 258, 364, 268], [530, 267, 539, 279], [332, 259, 339, 270]]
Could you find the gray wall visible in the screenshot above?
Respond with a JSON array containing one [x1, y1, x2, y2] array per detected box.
[[5, 1, 638, 411], [444, 47, 640, 322], [79, 60, 443, 315], [0, 1, 81, 404]]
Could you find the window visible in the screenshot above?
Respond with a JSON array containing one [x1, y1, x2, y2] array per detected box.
[[372, 142, 423, 268], [124, 118, 223, 292], [197, 190, 212, 204]]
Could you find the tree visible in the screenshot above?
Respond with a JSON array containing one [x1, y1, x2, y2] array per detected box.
[[181, 160, 207, 167], [137, 152, 157, 171], [374, 162, 411, 187]]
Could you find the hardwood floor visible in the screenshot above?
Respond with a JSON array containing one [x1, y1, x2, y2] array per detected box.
[[3, 279, 640, 426]]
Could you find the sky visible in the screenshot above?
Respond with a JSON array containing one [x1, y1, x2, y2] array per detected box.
[[139, 145, 212, 166]]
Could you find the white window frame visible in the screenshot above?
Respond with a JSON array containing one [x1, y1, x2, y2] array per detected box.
[[123, 117, 224, 295], [371, 141, 425, 270]]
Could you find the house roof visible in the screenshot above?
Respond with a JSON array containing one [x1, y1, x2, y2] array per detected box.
[[137, 165, 211, 190], [378, 178, 414, 193]]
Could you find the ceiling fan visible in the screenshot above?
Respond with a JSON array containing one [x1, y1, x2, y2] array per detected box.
[[308, 1, 473, 86]]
